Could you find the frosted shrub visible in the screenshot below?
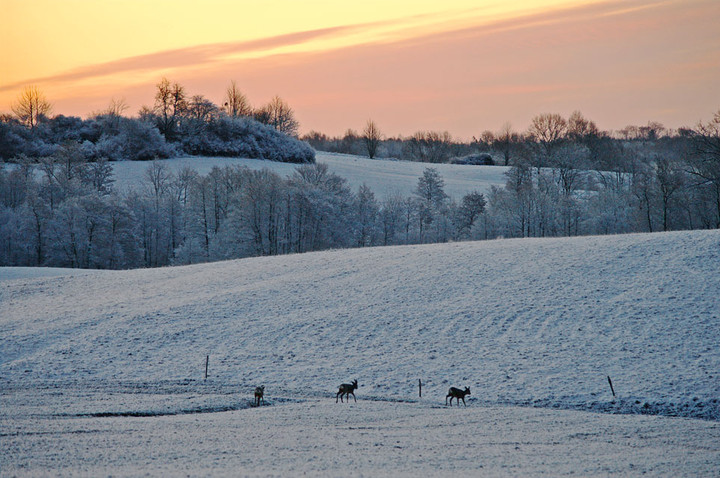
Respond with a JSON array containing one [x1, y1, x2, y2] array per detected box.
[[181, 117, 315, 164]]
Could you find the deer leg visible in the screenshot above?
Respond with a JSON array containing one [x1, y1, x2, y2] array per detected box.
[[352, 392, 356, 402]]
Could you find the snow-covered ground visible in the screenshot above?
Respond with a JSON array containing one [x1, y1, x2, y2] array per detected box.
[[1, 229, 719, 474], [3, 395, 719, 476], [109, 152, 509, 199]]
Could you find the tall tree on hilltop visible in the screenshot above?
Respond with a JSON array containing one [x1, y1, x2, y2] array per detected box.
[[223, 81, 252, 118], [495, 122, 519, 166], [362, 119, 383, 159], [153, 77, 187, 141], [255, 96, 299, 136], [12, 85, 52, 129], [528, 113, 567, 168]]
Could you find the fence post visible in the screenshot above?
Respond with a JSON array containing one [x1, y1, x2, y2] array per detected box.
[[607, 375, 615, 398]]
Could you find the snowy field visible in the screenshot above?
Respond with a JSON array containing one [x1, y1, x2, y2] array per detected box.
[[109, 152, 509, 199], [2, 230, 720, 475], [3, 395, 719, 476]]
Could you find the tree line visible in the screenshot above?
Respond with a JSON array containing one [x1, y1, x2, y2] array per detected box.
[[305, 111, 720, 235], [476, 111, 720, 236], [2, 80, 719, 268], [0, 158, 487, 268], [1, 80, 313, 164], [1, 106, 718, 269]]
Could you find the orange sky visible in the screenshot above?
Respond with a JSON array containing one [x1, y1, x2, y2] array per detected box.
[[1, 0, 719, 139]]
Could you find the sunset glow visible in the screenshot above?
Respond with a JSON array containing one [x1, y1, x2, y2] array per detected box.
[[2, 0, 719, 138]]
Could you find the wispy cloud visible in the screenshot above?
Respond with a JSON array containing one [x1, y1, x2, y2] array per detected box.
[[4, 0, 717, 137], [0, 2, 618, 94], [0, 24, 368, 93]]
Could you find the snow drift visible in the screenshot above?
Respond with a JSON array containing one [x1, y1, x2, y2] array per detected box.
[[1, 229, 719, 420]]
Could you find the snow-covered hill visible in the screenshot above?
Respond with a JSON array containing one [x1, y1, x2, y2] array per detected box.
[[110, 152, 509, 199], [2, 230, 719, 421]]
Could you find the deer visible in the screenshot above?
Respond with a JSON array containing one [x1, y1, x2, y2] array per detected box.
[[446, 386, 471, 406], [254, 385, 265, 406], [336, 379, 358, 403]]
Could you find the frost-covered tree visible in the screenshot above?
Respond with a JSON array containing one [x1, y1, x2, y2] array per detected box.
[[688, 110, 720, 227], [379, 193, 404, 246], [288, 163, 353, 252], [239, 168, 286, 256], [654, 154, 687, 232], [354, 184, 379, 246], [454, 191, 486, 239], [414, 168, 449, 242]]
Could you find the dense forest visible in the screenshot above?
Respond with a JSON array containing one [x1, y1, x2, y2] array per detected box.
[[1, 81, 719, 269], [305, 111, 720, 234]]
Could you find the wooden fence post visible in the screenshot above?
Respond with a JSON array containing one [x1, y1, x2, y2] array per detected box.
[[607, 375, 615, 398]]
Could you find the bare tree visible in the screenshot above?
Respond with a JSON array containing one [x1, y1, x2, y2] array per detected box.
[[567, 111, 598, 142], [495, 122, 518, 166], [340, 129, 361, 154], [639, 121, 666, 141], [688, 110, 720, 227], [455, 191, 486, 239], [12, 85, 52, 129], [187, 95, 219, 122], [223, 81, 252, 118], [362, 119, 382, 159], [528, 113, 567, 162], [106, 97, 129, 117], [655, 155, 686, 231], [154, 77, 187, 140], [406, 131, 453, 163], [255, 95, 299, 136]]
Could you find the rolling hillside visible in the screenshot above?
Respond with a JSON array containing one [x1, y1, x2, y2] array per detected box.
[[2, 229, 718, 420], [109, 152, 510, 199]]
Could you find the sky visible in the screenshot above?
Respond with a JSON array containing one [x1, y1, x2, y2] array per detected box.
[[1, 0, 719, 139]]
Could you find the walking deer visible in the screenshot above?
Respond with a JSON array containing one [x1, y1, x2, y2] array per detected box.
[[254, 385, 265, 406], [336, 379, 358, 403], [446, 386, 471, 406]]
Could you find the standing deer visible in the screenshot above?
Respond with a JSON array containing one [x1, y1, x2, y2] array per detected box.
[[446, 386, 471, 406], [336, 379, 358, 403], [254, 385, 265, 406]]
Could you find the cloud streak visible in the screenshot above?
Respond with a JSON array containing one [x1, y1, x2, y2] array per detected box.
[[0, 24, 371, 93], [0, 2, 622, 94], [3, 0, 718, 137]]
